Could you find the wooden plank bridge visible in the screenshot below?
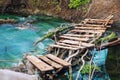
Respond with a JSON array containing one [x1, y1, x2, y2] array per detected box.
[[26, 54, 71, 72], [50, 15, 113, 50], [26, 15, 114, 73]]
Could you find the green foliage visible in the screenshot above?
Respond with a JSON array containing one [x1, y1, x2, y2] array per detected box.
[[56, 5, 62, 12], [96, 32, 116, 44], [69, 0, 90, 9], [81, 63, 101, 75]]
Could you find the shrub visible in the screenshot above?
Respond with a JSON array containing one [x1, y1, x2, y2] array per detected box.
[[69, 0, 90, 9]]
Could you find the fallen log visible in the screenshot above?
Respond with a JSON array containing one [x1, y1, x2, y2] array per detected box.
[[96, 38, 120, 50], [0, 19, 18, 24], [34, 25, 73, 45]]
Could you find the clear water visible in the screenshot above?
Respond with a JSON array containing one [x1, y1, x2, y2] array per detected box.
[[0, 14, 117, 80], [0, 14, 67, 68]]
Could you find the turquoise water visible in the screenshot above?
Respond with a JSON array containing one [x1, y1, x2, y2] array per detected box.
[[0, 14, 116, 80], [0, 14, 67, 67], [72, 49, 110, 80]]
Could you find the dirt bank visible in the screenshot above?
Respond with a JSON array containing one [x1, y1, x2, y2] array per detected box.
[[0, 0, 120, 22], [85, 0, 120, 21], [29, 0, 120, 22]]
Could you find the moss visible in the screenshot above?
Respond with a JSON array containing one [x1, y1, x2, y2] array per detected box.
[[95, 32, 116, 44]]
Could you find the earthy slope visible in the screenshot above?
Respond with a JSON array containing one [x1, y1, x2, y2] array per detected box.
[[0, 0, 120, 22], [85, 0, 120, 21], [29, 0, 120, 22]]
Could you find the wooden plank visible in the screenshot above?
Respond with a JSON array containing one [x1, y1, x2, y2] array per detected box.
[[83, 19, 113, 24], [72, 23, 111, 27], [80, 42, 95, 47], [86, 21, 113, 24], [75, 27, 106, 30], [46, 54, 71, 66], [60, 40, 81, 45], [84, 18, 113, 22], [71, 29, 105, 33], [105, 15, 113, 20], [63, 34, 94, 37], [60, 36, 89, 41], [60, 40, 94, 47], [56, 42, 84, 48], [50, 44, 79, 50], [82, 24, 111, 27], [38, 56, 63, 69], [26, 55, 54, 72], [104, 15, 114, 26]]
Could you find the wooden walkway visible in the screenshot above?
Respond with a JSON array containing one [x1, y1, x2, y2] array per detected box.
[[26, 54, 71, 72], [26, 15, 114, 73], [50, 15, 113, 50]]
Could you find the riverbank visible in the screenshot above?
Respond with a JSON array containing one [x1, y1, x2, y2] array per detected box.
[[0, 0, 120, 22]]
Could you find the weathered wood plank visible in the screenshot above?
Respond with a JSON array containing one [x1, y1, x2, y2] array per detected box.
[[50, 44, 79, 50], [38, 56, 63, 69], [83, 19, 113, 24], [60, 36, 89, 41], [75, 27, 106, 30], [85, 21, 113, 25], [56, 42, 84, 48], [83, 24, 111, 27], [26, 55, 54, 72], [72, 23, 111, 27], [71, 29, 105, 33], [84, 19, 113, 22], [63, 34, 94, 37], [60, 40, 81, 45], [46, 54, 71, 66], [60, 40, 94, 47], [104, 15, 114, 26]]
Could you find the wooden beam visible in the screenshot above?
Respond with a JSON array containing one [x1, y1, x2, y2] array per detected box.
[[71, 29, 105, 33], [60, 36, 89, 41], [56, 42, 84, 48], [46, 54, 71, 66], [97, 38, 120, 49], [84, 19, 113, 22], [50, 44, 79, 50], [38, 56, 63, 69], [75, 27, 106, 30], [59, 40, 94, 47], [82, 24, 111, 27], [26, 55, 54, 72], [104, 15, 114, 26], [83, 19, 113, 24], [63, 34, 94, 38], [72, 23, 111, 27]]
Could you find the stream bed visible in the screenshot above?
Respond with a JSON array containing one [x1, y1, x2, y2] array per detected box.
[[0, 14, 119, 80]]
